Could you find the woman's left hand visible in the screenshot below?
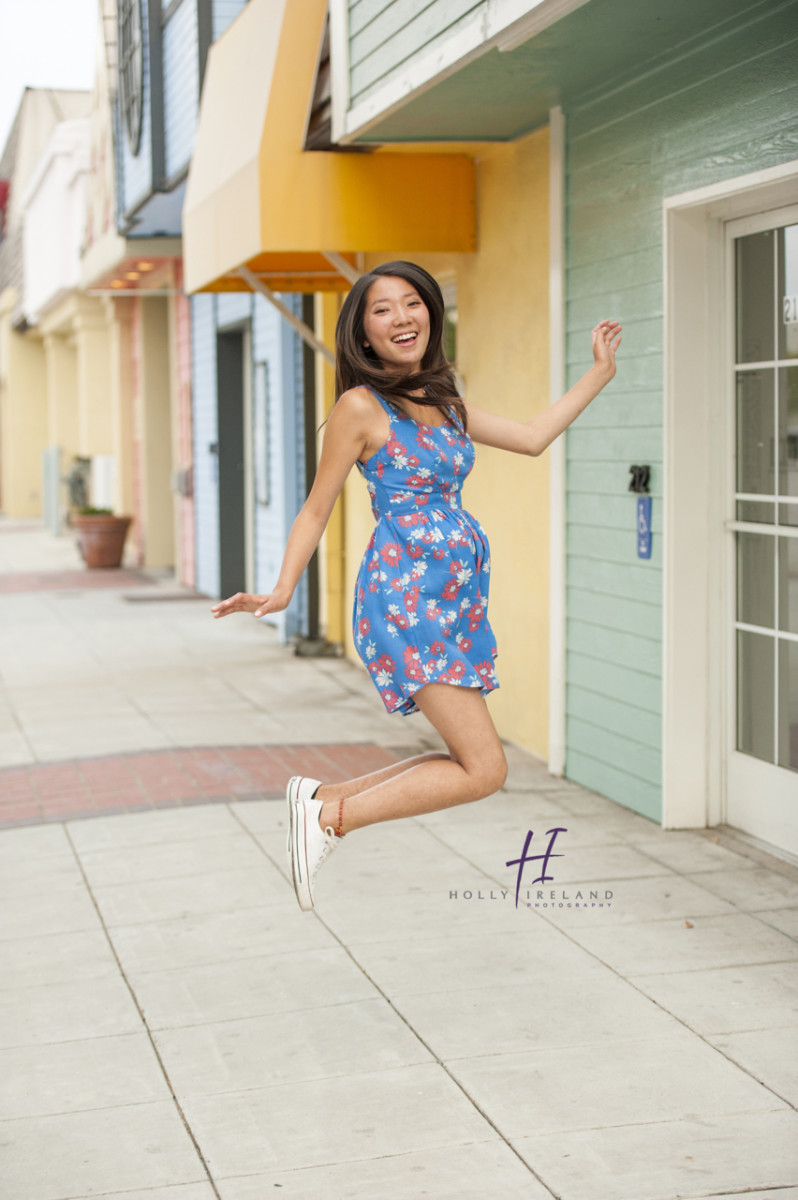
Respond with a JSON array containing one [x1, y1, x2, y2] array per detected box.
[[592, 319, 622, 377]]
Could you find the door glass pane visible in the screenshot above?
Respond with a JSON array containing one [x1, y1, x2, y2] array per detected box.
[[736, 230, 775, 363], [738, 630, 775, 762], [737, 532, 775, 628], [778, 640, 798, 771], [737, 499, 776, 523], [733, 222, 798, 781], [778, 224, 798, 362], [737, 370, 775, 495], [778, 538, 798, 635], [779, 367, 798, 504]]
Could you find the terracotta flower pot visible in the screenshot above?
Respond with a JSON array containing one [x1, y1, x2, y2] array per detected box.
[[74, 514, 133, 569]]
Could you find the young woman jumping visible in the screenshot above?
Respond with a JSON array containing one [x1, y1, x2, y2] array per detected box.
[[211, 261, 621, 911]]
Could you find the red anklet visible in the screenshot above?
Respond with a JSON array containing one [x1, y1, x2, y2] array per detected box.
[[335, 797, 344, 838]]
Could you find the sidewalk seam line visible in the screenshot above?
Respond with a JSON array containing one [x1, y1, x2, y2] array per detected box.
[[419, 823, 798, 1116], [228, 803, 563, 1200], [63, 825, 223, 1200]]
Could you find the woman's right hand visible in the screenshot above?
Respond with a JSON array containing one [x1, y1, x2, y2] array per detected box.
[[591, 319, 622, 378], [210, 586, 291, 619]]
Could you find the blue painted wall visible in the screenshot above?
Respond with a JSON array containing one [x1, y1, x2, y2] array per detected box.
[[118, 0, 153, 215], [191, 293, 220, 598], [116, 0, 247, 225], [192, 291, 311, 641], [213, 0, 247, 42], [163, 0, 199, 178]]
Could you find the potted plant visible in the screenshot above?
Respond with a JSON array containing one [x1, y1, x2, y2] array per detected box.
[[73, 507, 133, 569]]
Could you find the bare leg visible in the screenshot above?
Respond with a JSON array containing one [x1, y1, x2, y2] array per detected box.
[[317, 683, 507, 835], [314, 752, 449, 806]]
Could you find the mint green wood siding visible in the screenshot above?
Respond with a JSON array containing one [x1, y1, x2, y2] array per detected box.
[[348, 0, 480, 109], [563, 6, 798, 820]]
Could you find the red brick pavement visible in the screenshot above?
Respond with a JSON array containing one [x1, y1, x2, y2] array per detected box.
[[0, 570, 149, 594], [0, 744, 399, 828]]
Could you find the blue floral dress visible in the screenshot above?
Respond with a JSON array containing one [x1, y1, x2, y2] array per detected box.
[[353, 388, 499, 716]]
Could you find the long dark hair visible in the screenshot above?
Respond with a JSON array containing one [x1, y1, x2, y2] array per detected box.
[[334, 260, 466, 430]]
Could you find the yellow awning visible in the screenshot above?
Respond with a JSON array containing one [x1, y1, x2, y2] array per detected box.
[[183, 0, 476, 295]]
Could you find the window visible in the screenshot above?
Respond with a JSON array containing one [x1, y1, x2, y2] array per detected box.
[[118, 0, 144, 155]]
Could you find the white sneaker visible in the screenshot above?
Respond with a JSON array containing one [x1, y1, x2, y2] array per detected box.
[[289, 791, 338, 911], [285, 776, 322, 871]]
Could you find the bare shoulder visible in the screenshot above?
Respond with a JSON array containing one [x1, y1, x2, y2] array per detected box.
[[334, 386, 378, 418], [328, 386, 376, 424], [328, 386, 387, 440]]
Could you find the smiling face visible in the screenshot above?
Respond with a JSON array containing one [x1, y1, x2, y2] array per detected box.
[[362, 275, 431, 373]]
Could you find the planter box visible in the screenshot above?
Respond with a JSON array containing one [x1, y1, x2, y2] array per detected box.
[[73, 515, 133, 569]]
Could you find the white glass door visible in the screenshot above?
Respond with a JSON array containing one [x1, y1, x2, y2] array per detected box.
[[727, 209, 798, 857]]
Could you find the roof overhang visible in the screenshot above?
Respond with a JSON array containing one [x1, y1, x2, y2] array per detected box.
[[338, 0, 794, 144], [85, 250, 182, 297], [80, 228, 183, 291], [182, 0, 476, 295]]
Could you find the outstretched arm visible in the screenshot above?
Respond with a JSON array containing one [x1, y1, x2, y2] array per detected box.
[[466, 320, 622, 456], [211, 388, 373, 619]]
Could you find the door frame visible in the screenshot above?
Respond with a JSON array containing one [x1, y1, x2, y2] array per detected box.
[[663, 159, 798, 831]]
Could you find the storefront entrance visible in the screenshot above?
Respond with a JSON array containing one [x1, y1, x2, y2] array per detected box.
[[726, 210, 798, 853], [216, 324, 254, 600], [663, 164, 798, 857]]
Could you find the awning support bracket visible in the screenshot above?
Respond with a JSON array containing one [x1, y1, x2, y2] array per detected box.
[[321, 252, 362, 287], [235, 266, 335, 366]]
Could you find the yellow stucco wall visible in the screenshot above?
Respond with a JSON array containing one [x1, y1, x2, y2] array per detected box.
[[314, 292, 346, 645], [138, 298, 175, 568], [0, 289, 47, 517], [105, 297, 136, 519], [39, 293, 114, 467], [332, 127, 551, 757], [43, 333, 80, 472], [74, 300, 113, 457], [456, 127, 550, 757], [340, 433, 374, 665]]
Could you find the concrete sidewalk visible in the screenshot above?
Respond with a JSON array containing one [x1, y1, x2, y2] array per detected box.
[[0, 518, 439, 771], [1, 519, 798, 1199]]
